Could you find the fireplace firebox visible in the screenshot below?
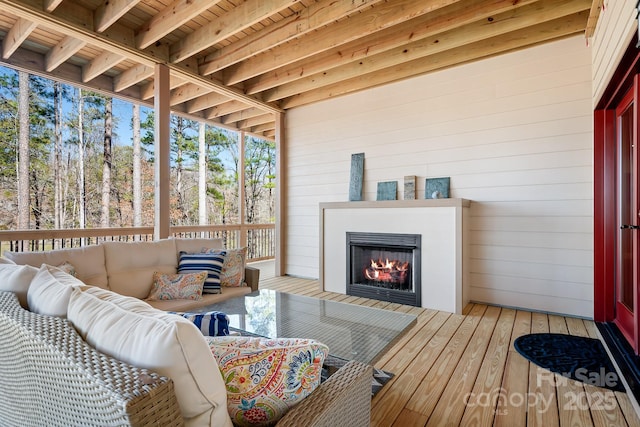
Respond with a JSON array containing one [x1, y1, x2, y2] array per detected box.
[[346, 232, 421, 306]]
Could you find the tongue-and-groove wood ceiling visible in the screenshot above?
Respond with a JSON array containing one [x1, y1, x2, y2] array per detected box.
[[0, 0, 600, 140]]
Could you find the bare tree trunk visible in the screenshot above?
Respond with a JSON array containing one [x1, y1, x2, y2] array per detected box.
[[53, 82, 62, 229], [77, 89, 87, 246], [77, 89, 86, 233], [101, 97, 112, 228], [198, 121, 207, 231], [175, 117, 187, 224], [132, 103, 142, 230], [176, 145, 185, 223], [30, 170, 41, 231], [17, 71, 30, 231], [62, 151, 70, 227]]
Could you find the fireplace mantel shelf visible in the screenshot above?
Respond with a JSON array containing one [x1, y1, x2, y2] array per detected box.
[[320, 198, 471, 210], [320, 198, 470, 314]]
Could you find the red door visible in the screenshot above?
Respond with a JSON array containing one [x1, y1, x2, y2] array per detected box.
[[614, 85, 640, 352]]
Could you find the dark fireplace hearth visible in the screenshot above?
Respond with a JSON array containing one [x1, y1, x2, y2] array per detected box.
[[346, 232, 421, 306]]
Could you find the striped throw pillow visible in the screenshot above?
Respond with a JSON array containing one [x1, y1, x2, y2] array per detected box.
[[178, 251, 226, 294], [171, 311, 230, 337]]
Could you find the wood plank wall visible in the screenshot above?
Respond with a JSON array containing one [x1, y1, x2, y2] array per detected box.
[[285, 35, 593, 318]]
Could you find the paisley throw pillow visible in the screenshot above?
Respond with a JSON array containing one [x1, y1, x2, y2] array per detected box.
[[203, 247, 247, 287], [206, 336, 329, 427], [146, 271, 207, 301]]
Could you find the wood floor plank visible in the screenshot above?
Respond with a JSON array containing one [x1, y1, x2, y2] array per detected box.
[[393, 408, 429, 427], [427, 306, 501, 426], [371, 312, 466, 426], [527, 312, 559, 427], [584, 384, 628, 427], [494, 350, 530, 427], [406, 305, 488, 417], [459, 308, 517, 427], [549, 314, 594, 427], [372, 311, 451, 404], [374, 309, 439, 369], [509, 310, 532, 349], [615, 390, 640, 427]]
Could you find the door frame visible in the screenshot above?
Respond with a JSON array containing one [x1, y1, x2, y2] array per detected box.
[[594, 35, 640, 346]]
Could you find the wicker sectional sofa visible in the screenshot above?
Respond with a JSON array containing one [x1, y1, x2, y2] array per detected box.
[[0, 239, 374, 427]]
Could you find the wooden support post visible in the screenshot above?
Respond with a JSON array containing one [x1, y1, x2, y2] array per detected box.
[[238, 131, 247, 249], [154, 63, 170, 240], [275, 112, 286, 276]]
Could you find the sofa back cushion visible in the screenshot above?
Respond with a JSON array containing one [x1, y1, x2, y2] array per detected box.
[[0, 264, 38, 308], [173, 238, 224, 257], [28, 264, 85, 317], [4, 245, 108, 288], [103, 239, 177, 298], [67, 286, 232, 427]]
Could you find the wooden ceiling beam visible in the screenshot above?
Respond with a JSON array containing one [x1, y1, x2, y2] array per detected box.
[[0, 0, 282, 113], [1, 44, 144, 101], [237, 113, 274, 129], [45, 35, 86, 72], [264, 0, 591, 102], [140, 76, 187, 100], [170, 82, 213, 106], [185, 92, 229, 113], [244, 0, 539, 95], [82, 50, 124, 82], [282, 11, 589, 109], [584, 0, 603, 39], [221, 107, 263, 125], [198, 0, 382, 75], [263, 130, 275, 139], [205, 100, 247, 119], [94, 0, 141, 33], [169, 0, 299, 63], [223, 0, 464, 85], [2, 17, 36, 59], [43, 0, 61, 12], [136, 0, 223, 49], [251, 122, 275, 133], [113, 64, 153, 92]]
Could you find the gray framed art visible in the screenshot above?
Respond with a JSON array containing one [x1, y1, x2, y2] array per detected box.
[[349, 153, 365, 201], [425, 177, 450, 199], [377, 181, 397, 200]]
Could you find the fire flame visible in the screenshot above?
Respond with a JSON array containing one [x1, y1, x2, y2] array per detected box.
[[364, 259, 410, 283]]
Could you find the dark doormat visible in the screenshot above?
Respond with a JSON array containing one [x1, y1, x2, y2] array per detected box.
[[514, 333, 625, 392]]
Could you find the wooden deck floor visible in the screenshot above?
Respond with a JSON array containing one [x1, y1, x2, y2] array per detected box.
[[256, 271, 640, 427]]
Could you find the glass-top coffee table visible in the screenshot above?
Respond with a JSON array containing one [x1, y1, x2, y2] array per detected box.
[[194, 289, 417, 365]]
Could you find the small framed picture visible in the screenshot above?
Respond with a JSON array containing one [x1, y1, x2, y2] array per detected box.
[[377, 181, 397, 200], [404, 175, 416, 200], [425, 177, 450, 199]]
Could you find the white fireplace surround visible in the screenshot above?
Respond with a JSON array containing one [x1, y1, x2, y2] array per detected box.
[[320, 199, 470, 314]]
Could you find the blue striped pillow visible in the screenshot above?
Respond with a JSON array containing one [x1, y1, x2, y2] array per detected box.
[[178, 251, 226, 294], [170, 311, 230, 336]]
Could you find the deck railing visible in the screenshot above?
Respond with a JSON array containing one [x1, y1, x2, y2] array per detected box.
[[0, 224, 276, 261]]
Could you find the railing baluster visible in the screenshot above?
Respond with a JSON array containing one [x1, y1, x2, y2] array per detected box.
[[0, 224, 275, 261]]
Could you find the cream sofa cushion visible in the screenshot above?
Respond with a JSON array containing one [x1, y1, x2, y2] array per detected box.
[[67, 286, 232, 427], [28, 264, 84, 317], [173, 238, 224, 256], [4, 245, 108, 288], [103, 239, 177, 298], [0, 264, 38, 308]]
